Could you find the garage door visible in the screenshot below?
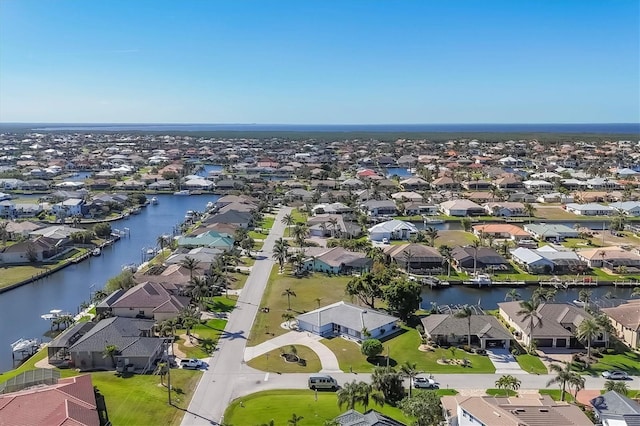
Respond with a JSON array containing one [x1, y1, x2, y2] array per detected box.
[[555, 338, 566, 347], [486, 340, 504, 348], [535, 338, 553, 347]]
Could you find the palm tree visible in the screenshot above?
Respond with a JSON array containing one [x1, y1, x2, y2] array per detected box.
[[524, 202, 535, 223], [604, 380, 629, 396], [400, 361, 419, 397], [186, 276, 209, 308], [546, 362, 576, 401], [504, 288, 521, 302], [292, 223, 309, 247], [156, 235, 169, 258], [273, 238, 289, 272], [569, 374, 585, 400], [578, 289, 592, 310], [282, 288, 297, 311], [0, 221, 8, 246], [315, 297, 322, 309], [180, 256, 201, 279], [470, 240, 481, 274], [438, 244, 453, 277], [517, 299, 542, 353], [454, 305, 474, 347], [337, 380, 361, 410], [329, 217, 339, 238], [424, 226, 438, 247], [356, 381, 384, 411], [576, 318, 602, 359], [282, 213, 294, 237], [366, 246, 385, 264], [288, 413, 304, 426], [178, 306, 200, 343], [102, 344, 119, 368], [495, 375, 521, 395], [403, 249, 415, 274]]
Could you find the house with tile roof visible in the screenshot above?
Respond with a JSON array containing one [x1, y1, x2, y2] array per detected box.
[[422, 314, 513, 349], [452, 246, 509, 272], [600, 299, 640, 349], [472, 224, 530, 241], [439, 199, 485, 216]]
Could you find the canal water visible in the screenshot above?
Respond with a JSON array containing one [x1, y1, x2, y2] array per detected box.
[[0, 194, 218, 372]]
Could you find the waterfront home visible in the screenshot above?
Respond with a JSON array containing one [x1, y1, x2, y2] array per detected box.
[[67, 317, 163, 372], [421, 314, 513, 349], [431, 176, 459, 190], [307, 214, 362, 239], [296, 301, 399, 341], [577, 246, 640, 269], [591, 391, 640, 426], [384, 243, 443, 273], [510, 246, 584, 274], [403, 202, 438, 216], [523, 180, 553, 191], [536, 192, 574, 204], [600, 299, 640, 349], [472, 224, 530, 241], [147, 179, 174, 191], [214, 194, 258, 209], [135, 263, 192, 287], [311, 202, 353, 215], [391, 191, 424, 202], [451, 246, 509, 272], [183, 177, 214, 190], [368, 219, 418, 241], [0, 200, 15, 218], [523, 223, 579, 241], [301, 247, 372, 274], [165, 247, 224, 268], [333, 409, 404, 426], [498, 301, 608, 349], [201, 210, 252, 228], [441, 394, 593, 426], [0, 237, 55, 263], [51, 198, 84, 217], [103, 282, 190, 321], [4, 220, 44, 239], [493, 175, 523, 190], [564, 203, 614, 216], [609, 201, 640, 216], [360, 199, 398, 217], [0, 178, 24, 190], [439, 199, 485, 216], [177, 231, 234, 250], [483, 201, 526, 217], [0, 374, 102, 426]]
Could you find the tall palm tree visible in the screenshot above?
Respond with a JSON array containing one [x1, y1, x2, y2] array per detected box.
[[438, 244, 453, 277], [631, 286, 640, 298], [178, 306, 200, 343], [356, 381, 384, 411], [282, 288, 297, 311], [281, 213, 294, 237], [495, 375, 521, 395], [604, 380, 629, 396], [576, 318, 602, 359], [424, 226, 438, 247], [156, 235, 169, 258], [337, 380, 362, 410], [524, 202, 535, 223], [403, 249, 415, 274], [546, 362, 576, 401], [273, 238, 289, 272], [569, 374, 585, 400], [186, 276, 209, 308], [0, 221, 8, 246], [180, 256, 201, 279], [292, 223, 309, 247], [454, 305, 474, 347], [578, 289, 592, 310], [400, 361, 419, 397], [366, 246, 385, 264], [517, 299, 542, 353], [470, 240, 481, 274], [504, 288, 521, 302], [329, 217, 339, 238]]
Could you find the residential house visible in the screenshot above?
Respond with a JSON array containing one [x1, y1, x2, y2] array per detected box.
[[493, 175, 523, 190], [284, 188, 314, 202], [67, 316, 163, 372], [591, 391, 640, 426], [400, 177, 429, 191], [403, 202, 438, 216], [452, 246, 509, 272], [384, 243, 443, 273], [5, 221, 44, 239], [536, 192, 575, 204], [301, 247, 372, 274], [296, 301, 399, 341], [0, 237, 56, 263], [333, 409, 405, 426], [524, 223, 579, 241], [431, 176, 459, 190], [177, 230, 235, 250], [483, 202, 525, 217], [0, 374, 102, 426], [311, 202, 353, 215], [421, 314, 513, 349], [577, 247, 640, 269], [0, 200, 15, 218], [510, 246, 585, 274], [439, 199, 485, 216], [609, 201, 640, 216], [441, 394, 593, 426], [462, 180, 492, 190], [102, 282, 190, 321], [522, 180, 553, 191], [472, 224, 530, 241], [368, 220, 418, 242], [600, 299, 640, 349], [51, 198, 84, 217], [360, 200, 398, 217], [201, 210, 252, 229], [498, 301, 608, 348], [564, 203, 614, 216], [391, 191, 424, 202]]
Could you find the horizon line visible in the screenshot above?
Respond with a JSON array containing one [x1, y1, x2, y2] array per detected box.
[[2, 121, 639, 126]]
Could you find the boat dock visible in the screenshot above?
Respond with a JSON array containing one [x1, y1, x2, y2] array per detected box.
[[10, 338, 40, 365]]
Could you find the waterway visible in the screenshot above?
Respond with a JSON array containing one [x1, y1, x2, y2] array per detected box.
[[0, 193, 218, 372]]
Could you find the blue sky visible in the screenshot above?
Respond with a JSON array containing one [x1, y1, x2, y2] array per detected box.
[[0, 0, 638, 124]]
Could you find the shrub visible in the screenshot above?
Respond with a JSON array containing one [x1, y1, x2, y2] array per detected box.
[[361, 339, 384, 358], [511, 348, 521, 356], [462, 345, 471, 353], [416, 324, 425, 336]]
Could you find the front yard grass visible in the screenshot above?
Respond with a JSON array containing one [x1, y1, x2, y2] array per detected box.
[[176, 318, 228, 359], [224, 389, 412, 425], [321, 327, 495, 374], [516, 354, 547, 374], [248, 266, 352, 346], [539, 389, 575, 402], [246, 345, 322, 373], [435, 230, 478, 247], [228, 271, 249, 289], [261, 217, 275, 229], [578, 344, 640, 376]]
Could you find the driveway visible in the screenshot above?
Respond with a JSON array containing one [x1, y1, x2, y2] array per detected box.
[[487, 349, 528, 375]]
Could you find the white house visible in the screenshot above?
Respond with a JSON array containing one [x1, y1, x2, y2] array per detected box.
[[524, 223, 579, 241], [565, 203, 614, 216], [523, 180, 553, 191], [296, 301, 399, 341], [368, 219, 418, 241], [439, 199, 484, 216], [51, 198, 84, 216], [609, 201, 640, 217]]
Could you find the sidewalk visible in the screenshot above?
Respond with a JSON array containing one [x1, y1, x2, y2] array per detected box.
[[244, 330, 343, 373]]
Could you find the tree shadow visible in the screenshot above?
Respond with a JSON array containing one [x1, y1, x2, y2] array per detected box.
[[206, 301, 236, 313], [367, 356, 397, 368]]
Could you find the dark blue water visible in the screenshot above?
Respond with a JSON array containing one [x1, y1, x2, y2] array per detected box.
[[23, 123, 640, 134]]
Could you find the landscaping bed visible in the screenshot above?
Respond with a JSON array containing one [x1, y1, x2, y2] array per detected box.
[[246, 345, 322, 373]]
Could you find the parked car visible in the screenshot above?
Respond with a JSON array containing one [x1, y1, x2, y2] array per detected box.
[[601, 371, 629, 380], [180, 358, 204, 370], [308, 374, 338, 390], [412, 376, 438, 389], [382, 238, 389, 244]]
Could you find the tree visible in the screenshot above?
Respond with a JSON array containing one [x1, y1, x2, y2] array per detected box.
[[470, 240, 481, 274], [424, 226, 438, 247], [400, 361, 419, 397], [384, 280, 421, 321], [517, 299, 542, 353], [26, 242, 38, 263], [631, 286, 640, 298], [273, 238, 289, 272], [180, 256, 201, 279], [604, 380, 629, 396], [399, 391, 444, 426], [337, 381, 362, 410], [460, 217, 472, 232], [356, 381, 384, 411], [361, 338, 384, 358], [495, 375, 521, 395], [366, 246, 385, 264], [288, 413, 304, 426], [104, 269, 135, 293], [576, 318, 602, 359], [240, 236, 255, 257], [102, 344, 119, 368], [546, 362, 577, 401], [371, 366, 405, 405], [186, 276, 209, 308], [524, 202, 536, 222], [156, 235, 169, 258], [292, 223, 309, 247], [0, 221, 8, 246], [455, 305, 474, 347], [578, 289, 592, 310], [282, 288, 297, 311], [568, 373, 585, 400], [504, 288, 521, 302], [329, 217, 339, 238], [402, 249, 415, 274], [178, 306, 200, 343], [345, 272, 383, 309], [94, 223, 112, 238], [438, 245, 453, 277], [281, 213, 294, 237]]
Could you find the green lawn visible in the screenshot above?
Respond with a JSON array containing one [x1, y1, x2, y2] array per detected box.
[[578, 346, 640, 376], [176, 318, 228, 358], [203, 295, 237, 312], [539, 389, 575, 402], [228, 271, 249, 289], [321, 327, 495, 374], [248, 230, 268, 240], [224, 390, 413, 425], [261, 217, 276, 229], [249, 266, 352, 346], [516, 354, 547, 374], [0, 249, 87, 289], [240, 257, 256, 267], [291, 209, 307, 224], [435, 230, 478, 248], [246, 345, 322, 373], [253, 241, 264, 251], [486, 388, 517, 397]]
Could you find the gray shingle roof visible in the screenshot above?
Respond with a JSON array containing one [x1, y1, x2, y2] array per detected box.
[[591, 390, 640, 419], [297, 302, 398, 331], [70, 317, 161, 357], [422, 314, 513, 340]]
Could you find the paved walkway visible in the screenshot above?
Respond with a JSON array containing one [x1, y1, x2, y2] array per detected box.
[[487, 349, 528, 375], [244, 331, 342, 373]]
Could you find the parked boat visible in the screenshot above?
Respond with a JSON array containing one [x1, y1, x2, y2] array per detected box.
[[469, 274, 492, 286], [130, 207, 141, 214], [423, 217, 444, 224], [40, 309, 65, 320], [174, 190, 191, 196], [91, 248, 101, 256], [572, 299, 586, 307], [151, 197, 159, 205], [11, 338, 39, 354]]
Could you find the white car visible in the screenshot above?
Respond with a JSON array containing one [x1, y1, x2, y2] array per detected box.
[[601, 371, 629, 380], [412, 376, 438, 389], [180, 358, 204, 370], [382, 238, 389, 244]]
